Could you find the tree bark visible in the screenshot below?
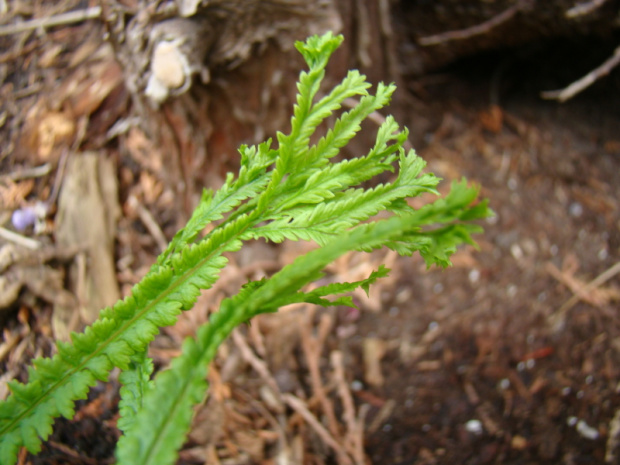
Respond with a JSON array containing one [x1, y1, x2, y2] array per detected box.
[[101, 0, 620, 222]]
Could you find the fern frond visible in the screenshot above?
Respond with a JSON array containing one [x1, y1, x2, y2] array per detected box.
[[116, 210, 473, 465], [159, 145, 275, 265], [117, 352, 154, 434], [0, 214, 246, 460], [249, 162, 439, 247], [270, 265, 391, 308], [303, 81, 394, 168], [0, 31, 492, 465], [258, 32, 344, 210]]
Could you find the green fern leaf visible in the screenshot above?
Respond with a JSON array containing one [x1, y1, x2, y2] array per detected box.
[[117, 352, 154, 433], [0, 31, 492, 465]]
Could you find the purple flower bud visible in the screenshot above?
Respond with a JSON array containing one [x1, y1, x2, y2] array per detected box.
[[12, 207, 38, 231]]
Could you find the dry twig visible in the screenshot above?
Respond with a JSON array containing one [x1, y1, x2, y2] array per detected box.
[[548, 261, 620, 329], [3, 163, 52, 182], [282, 393, 353, 465], [565, 0, 610, 18], [418, 0, 533, 46], [0, 6, 101, 36], [331, 351, 367, 465], [231, 329, 284, 411], [0, 227, 41, 250], [299, 308, 342, 441], [558, 261, 620, 311], [126, 195, 168, 253], [541, 45, 620, 102]]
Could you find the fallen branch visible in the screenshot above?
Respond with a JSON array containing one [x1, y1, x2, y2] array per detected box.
[[541, 45, 620, 102], [418, 0, 533, 46]]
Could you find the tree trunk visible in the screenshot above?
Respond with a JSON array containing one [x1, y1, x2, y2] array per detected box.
[[101, 0, 619, 222]]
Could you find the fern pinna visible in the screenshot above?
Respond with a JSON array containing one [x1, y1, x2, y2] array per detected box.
[[0, 32, 491, 464]]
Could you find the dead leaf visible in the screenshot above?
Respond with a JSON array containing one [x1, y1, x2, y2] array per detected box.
[[0, 243, 77, 310], [479, 105, 503, 133], [0, 179, 34, 209], [67, 60, 124, 118], [125, 127, 164, 173], [139, 172, 164, 205], [36, 112, 75, 160]]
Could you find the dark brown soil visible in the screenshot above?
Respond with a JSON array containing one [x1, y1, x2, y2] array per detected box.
[[357, 41, 620, 464]]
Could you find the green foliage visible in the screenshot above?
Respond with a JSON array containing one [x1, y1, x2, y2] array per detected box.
[[0, 32, 492, 465]]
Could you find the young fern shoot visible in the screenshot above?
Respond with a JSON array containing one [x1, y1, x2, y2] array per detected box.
[[0, 32, 491, 465]]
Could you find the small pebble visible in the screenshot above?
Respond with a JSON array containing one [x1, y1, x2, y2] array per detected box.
[[510, 243, 524, 260], [507, 284, 517, 298], [350, 380, 363, 391], [576, 419, 599, 440], [468, 269, 480, 284], [568, 202, 583, 217], [498, 378, 510, 390], [486, 215, 498, 225], [465, 419, 483, 435], [12, 207, 37, 231]]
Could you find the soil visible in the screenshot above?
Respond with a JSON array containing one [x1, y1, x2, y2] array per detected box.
[[359, 41, 620, 464], [1, 7, 619, 465]]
